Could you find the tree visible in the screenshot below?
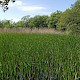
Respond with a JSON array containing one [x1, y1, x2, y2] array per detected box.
[[21, 15, 30, 27], [28, 18, 34, 30], [68, 0, 80, 34], [2, 20, 11, 28], [13, 21, 24, 28], [57, 9, 72, 31], [47, 10, 62, 29], [28, 15, 48, 29], [39, 15, 48, 28], [57, 0, 80, 34], [0, 0, 15, 12], [0, 21, 3, 28]]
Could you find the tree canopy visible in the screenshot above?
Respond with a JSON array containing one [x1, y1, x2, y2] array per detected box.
[[47, 10, 62, 29], [57, 0, 80, 34]]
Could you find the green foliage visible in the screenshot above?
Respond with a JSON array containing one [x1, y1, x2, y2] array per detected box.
[[57, 0, 80, 34], [21, 15, 30, 27], [57, 9, 72, 31], [48, 10, 62, 29], [14, 21, 25, 27], [71, 0, 80, 11], [67, 23, 80, 35], [2, 20, 11, 28], [0, 33, 80, 79], [0, 21, 3, 28], [28, 15, 48, 29], [39, 15, 48, 28], [68, 0, 80, 34], [28, 18, 35, 30]]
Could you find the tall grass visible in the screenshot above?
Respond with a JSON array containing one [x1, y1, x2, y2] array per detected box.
[[0, 27, 63, 34], [0, 33, 80, 80]]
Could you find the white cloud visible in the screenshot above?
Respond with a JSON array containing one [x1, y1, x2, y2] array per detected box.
[[8, 0, 46, 12], [19, 6, 46, 11]]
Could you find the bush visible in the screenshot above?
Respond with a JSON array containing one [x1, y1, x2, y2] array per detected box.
[[67, 23, 80, 35]]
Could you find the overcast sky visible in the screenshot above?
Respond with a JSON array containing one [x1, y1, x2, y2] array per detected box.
[[0, 0, 76, 22]]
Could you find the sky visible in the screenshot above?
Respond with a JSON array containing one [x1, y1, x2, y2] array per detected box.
[[0, 0, 77, 22]]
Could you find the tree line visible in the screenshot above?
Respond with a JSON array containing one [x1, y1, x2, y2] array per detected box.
[[0, 11, 62, 29], [0, 0, 80, 34]]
